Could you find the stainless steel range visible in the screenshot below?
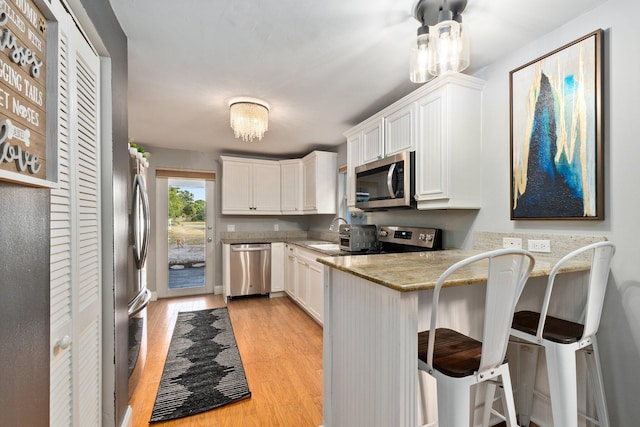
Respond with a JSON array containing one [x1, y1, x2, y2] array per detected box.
[[337, 225, 443, 255], [377, 225, 443, 253]]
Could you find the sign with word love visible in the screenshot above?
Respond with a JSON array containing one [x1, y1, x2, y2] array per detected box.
[[0, 0, 47, 182]]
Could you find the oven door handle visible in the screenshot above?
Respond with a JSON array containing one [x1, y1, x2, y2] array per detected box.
[[386, 163, 396, 198]]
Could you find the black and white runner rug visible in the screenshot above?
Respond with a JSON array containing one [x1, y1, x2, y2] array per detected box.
[[150, 307, 251, 422]]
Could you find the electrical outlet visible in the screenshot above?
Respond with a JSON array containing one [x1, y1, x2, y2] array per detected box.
[[273, 224, 279, 231], [227, 224, 235, 232], [503, 237, 522, 249], [528, 239, 551, 253]]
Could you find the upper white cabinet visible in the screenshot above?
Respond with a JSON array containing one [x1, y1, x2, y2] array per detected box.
[[280, 159, 304, 214], [384, 103, 415, 156], [221, 152, 338, 215], [220, 156, 281, 214], [303, 151, 338, 214], [346, 133, 362, 207], [344, 73, 484, 211], [414, 76, 483, 209], [361, 119, 384, 164]]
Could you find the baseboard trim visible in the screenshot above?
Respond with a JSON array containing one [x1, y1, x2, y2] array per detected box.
[[120, 406, 133, 427]]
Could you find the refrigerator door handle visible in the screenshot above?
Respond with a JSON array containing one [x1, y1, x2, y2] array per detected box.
[[132, 174, 151, 269]]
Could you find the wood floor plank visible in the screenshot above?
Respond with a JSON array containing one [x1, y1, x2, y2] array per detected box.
[[129, 294, 323, 427]]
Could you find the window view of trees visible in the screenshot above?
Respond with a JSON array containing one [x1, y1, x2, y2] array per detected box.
[[168, 186, 206, 221]]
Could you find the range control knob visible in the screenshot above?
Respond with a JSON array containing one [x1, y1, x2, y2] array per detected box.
[[379, 230, 389, 237], [419, 233, 434, 242]]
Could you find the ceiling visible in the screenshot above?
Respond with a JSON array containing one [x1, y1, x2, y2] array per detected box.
[[108, 0, 607, 158]]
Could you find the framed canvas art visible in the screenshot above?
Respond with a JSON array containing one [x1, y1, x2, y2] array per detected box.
[[510, 29, 603, 220]]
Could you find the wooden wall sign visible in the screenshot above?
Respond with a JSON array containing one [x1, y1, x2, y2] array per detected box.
[[0, 0, 48, 183]]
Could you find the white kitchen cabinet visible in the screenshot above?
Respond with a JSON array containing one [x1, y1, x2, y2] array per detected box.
[[220, 156, 281, 214], [361, 119, 384, 164], [306, 260, 324, 324], [303, 151, 338, 214], [280, 159, 304, 214], [384, 103, 415, 156], [344, 73, 484, 211], [284, 245, 324, 325], [414, 76, 483, 209], [284, 244, 297, 298], [270, 242, 285, 293], [346, 133, 362, 208], [295, 255, 310, 307], [294, 247, 324, 325]]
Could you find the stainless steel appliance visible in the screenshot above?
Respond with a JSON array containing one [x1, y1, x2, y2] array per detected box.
[[355, 151, 415, 211], [339, 223, 378, 252], [377, 225, 443, 252], [127, 154, 151, 398], [229, 243, 272, 297]]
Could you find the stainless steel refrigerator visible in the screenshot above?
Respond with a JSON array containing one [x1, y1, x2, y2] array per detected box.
[[127, 152, 151, 397]]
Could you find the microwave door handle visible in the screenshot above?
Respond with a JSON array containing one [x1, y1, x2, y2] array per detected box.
[[386, 163, 397, 198]]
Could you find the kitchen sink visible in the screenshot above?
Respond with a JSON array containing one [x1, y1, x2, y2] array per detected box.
[[308, 243, 341, 252]]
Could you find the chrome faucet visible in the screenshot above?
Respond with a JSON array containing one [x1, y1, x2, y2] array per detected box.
[[329, 217, 348, 232]]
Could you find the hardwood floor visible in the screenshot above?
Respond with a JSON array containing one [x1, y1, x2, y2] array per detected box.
[[129, 294, 323, 427]]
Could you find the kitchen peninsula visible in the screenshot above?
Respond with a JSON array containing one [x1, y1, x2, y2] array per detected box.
[[317, 248, 594, 427]]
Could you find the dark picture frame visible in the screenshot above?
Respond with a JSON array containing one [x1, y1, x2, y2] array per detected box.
[[510, 29, 604, 220]]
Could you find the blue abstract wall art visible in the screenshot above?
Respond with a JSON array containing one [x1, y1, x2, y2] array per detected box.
[[510, 30, 603, 220]]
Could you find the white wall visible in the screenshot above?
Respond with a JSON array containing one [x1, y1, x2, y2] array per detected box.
[[476, 1, 640, 424]]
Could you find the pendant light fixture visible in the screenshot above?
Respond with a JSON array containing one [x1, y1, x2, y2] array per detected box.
[[409, 0, 470, 83], [228, 97, 270, 142]]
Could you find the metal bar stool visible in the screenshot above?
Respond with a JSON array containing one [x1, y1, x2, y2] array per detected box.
[[511, 241, 615, 427], [418, 249, 535, 427]]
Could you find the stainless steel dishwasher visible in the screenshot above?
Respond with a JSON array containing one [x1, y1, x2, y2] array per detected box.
[[229, 243, 271, 297]]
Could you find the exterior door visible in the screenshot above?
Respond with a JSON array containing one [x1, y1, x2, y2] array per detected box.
[[156, 176, 215, 298]]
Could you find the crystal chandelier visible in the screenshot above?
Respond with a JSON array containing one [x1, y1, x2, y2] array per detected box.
[[228, 97, 270, 142], [410, 0, 470, 83]]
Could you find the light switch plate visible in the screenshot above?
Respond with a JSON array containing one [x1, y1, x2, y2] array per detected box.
[[227, 224, 235, 232]]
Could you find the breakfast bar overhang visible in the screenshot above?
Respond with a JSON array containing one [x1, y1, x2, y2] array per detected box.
[[318, 249, 592, 427]]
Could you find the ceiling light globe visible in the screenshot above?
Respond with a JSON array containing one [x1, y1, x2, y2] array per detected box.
[[410, 32, 435, 84]]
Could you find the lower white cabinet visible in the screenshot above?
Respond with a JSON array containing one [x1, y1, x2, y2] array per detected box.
[[285, 244, 297, 297], [270, 242, 285, 292], [284, 244, 324, 325]]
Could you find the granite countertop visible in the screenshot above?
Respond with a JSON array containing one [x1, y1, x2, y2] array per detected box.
[[316, 249, 592, 292]]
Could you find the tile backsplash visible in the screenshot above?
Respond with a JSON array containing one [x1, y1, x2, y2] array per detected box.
[[474, 231, 607, 261]]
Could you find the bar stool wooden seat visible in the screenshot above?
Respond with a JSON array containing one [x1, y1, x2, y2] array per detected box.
[[418, 249, 535, 427], [511, 241, 615, 427]]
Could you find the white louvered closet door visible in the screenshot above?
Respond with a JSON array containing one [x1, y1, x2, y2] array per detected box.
[[50, 5, 102, 426]]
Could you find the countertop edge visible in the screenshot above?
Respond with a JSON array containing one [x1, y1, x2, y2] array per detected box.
[[317, 250, 592, 293]]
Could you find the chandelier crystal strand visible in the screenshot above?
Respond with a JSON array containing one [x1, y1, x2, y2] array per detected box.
[[229, 98, 270, 142]]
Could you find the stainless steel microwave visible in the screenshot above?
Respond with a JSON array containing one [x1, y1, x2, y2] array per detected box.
[[355, 151, 415, 211]]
